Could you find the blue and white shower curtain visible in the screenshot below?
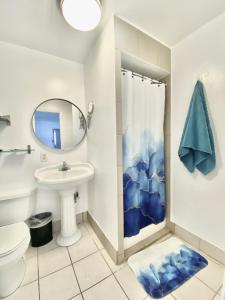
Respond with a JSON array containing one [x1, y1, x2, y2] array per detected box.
[[122, 70, 166, 237]]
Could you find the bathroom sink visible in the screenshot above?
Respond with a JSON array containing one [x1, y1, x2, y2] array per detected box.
[[34, 162, 94, 247], [34, 162, 94, 190]]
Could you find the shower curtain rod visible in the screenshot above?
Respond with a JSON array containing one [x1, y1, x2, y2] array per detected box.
[[121, 68, 166, 86]]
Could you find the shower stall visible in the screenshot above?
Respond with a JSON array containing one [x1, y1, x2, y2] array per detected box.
[[116, 51, 171, 257], [85, 16, 171, 263], [121, 69, 166, 244]]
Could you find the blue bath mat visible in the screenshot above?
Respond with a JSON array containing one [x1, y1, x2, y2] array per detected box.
[[128, 237, 208, 299]]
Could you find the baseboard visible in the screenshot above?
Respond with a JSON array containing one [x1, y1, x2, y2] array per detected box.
[[53, 213, 224, 267], [124, 226, 170, 259], [52, 212, 87, 233], [87, 212, 120, 264], [87, 212, 172, 265], [52, 219, 61, 233], [166, 220, 175, 232], [174, 224, 225, 265]]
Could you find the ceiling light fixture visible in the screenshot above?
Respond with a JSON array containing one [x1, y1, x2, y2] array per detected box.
[[61, 0, 102, 32]]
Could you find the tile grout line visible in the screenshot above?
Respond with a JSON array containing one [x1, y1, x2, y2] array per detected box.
[[171, 277, 218, 300], [39, 262, 72, 280], [111, 270, 130, 299], [37, 225, 89, 258], [194, 274, 223, 294], [37, 248, 41, 300], [98, 249, 130, 299], [210, 284, 223, 300], [81, 274, 113, 294], [89, 233, 104, 250], [68, 227, 114, 295], [34, 224, 104, 297], [27, 227, 115, 299], [200, 253, 225, 268], [21, 278, 38, 288], [30, 224, 224, 300], [210, 293, 217, 300], [83, 222, 105, 251], [174, 235, 225, 268], [38, 245, 59, 257], [83, 222, 95, 235], [67, 246, 85, 300], [38, 249, 99, 281], [91, 239, 104, 251], [71, 249, 99, 264], [69, 237, 113, 295], [216, 284, 223, 294]]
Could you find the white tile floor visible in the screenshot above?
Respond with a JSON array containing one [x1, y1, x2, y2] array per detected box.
[[4, 222, 225, 300]]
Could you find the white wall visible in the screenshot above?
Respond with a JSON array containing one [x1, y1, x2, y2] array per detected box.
[[171, 12, 225, 250], [0, 41, 88, 220], [115, 17, 171, 74], [84, 17, 119, 250]]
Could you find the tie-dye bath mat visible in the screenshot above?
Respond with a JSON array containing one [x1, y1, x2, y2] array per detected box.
[[128, 237, 208, 299]]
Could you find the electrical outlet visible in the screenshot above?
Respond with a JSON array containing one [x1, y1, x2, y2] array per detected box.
[[40, 153, 48, 162]]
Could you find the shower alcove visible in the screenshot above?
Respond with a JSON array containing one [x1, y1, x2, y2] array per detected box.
[[84, 16, 172, 264], [116, 50, 172, 257]]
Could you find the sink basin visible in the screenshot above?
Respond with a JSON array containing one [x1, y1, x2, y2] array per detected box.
[[34, 162, 94, 247], [35, 163, 94, 190]]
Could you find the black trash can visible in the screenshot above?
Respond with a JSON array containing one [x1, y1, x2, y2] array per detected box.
[[27, 212, 53, 247]]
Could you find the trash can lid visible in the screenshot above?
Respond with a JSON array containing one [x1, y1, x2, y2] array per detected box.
[[27, 212, 52, 229]]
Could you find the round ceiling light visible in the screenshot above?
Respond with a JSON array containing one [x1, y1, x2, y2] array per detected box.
[[61, 0, 102, 32]]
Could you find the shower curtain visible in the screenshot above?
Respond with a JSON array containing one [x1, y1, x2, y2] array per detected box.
[[122, 70, 166, 238]]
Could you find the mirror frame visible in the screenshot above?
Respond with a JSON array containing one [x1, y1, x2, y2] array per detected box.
[[31, 98, 87, 151]]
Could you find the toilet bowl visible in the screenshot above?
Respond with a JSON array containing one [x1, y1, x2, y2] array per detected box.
[[0, 188, 36, 298], [0, 223, 30, 298]]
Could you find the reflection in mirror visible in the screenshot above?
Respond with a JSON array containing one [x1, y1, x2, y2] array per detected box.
[[32, 99, 86, 151]]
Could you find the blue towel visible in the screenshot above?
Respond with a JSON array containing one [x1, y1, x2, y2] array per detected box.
[[178, 81, 216, 175]]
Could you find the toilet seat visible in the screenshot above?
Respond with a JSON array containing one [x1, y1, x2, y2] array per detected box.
[[0, 223, 30, 258]]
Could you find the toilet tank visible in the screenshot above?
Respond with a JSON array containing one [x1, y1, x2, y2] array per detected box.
[[0, 188, 37, 226]]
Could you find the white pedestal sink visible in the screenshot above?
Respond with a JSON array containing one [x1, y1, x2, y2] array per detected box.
[[34, 163, 94, 246]]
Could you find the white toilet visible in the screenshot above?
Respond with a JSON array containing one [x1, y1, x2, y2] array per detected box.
[[0, 188, 36, 298]]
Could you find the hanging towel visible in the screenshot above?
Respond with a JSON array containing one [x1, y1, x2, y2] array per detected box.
[[178, 81, 216, 175]]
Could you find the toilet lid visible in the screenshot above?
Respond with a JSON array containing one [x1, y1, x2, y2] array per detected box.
[[0, 222, 29, 257]]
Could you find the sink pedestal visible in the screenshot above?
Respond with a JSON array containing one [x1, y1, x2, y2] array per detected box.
[[34, 162, 94, 247], [56, 188, 81, 247]]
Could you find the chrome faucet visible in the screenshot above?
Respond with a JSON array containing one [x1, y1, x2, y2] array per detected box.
[[58, 161, 70, 171]]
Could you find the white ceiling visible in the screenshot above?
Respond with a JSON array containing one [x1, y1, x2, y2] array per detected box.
[[0, 0, 114, 63], [114, 0, 225, 47], [0, 0, 225, 63]]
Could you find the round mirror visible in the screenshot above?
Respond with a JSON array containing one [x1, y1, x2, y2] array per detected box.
[[32, 99, 86, 151]]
